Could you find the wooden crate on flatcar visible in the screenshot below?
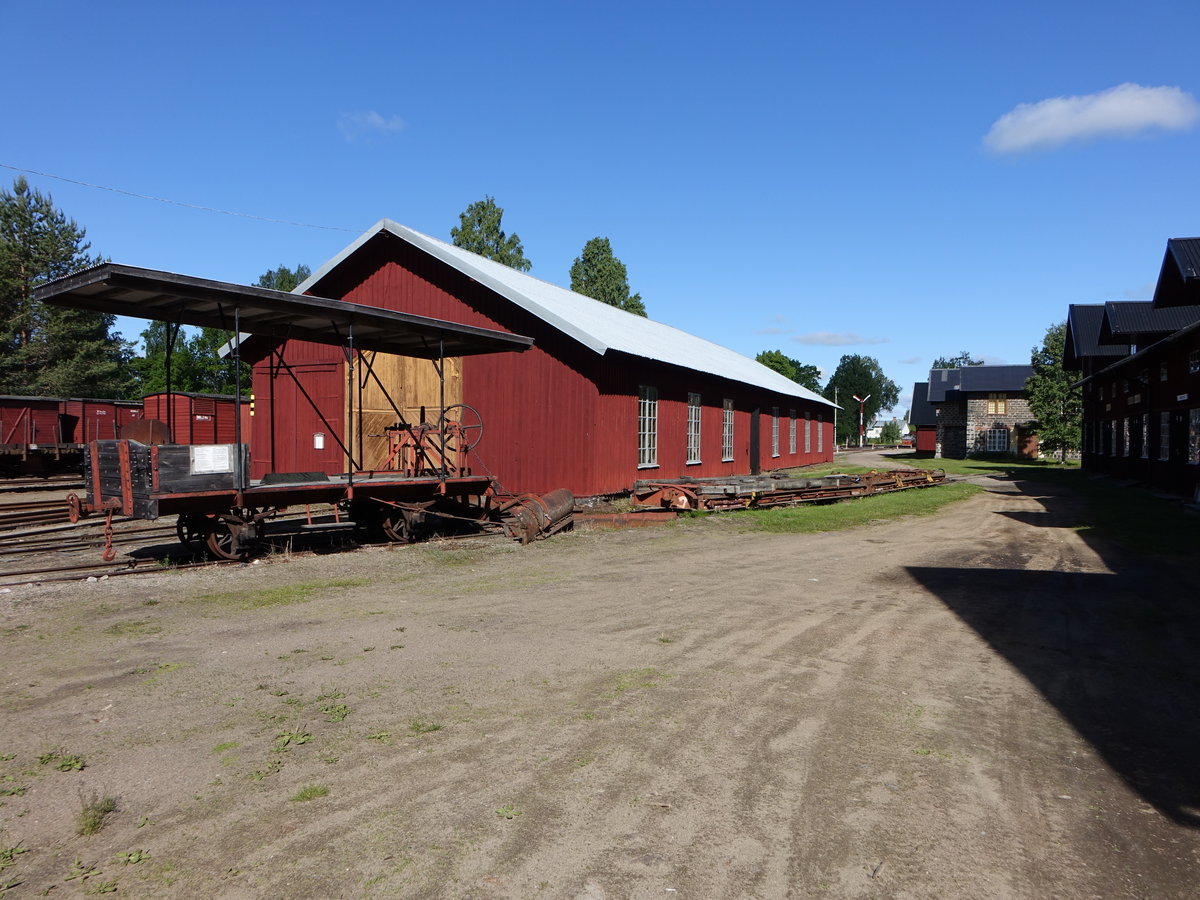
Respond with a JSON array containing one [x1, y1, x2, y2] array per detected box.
[[85, 440, 250, 519]]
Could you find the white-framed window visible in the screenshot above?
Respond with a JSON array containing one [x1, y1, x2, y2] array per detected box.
[[721, 399, 734, 461], [637, 385, 658, 468], [1122, 418, 1131, 457], [1141, 414, 1150, 459], [686, 392, 702, 464], [771, 407, 780, 457], [987, 393, 1008, 415], [985, 427, 1009, 453], [804, 412, 812, 454], [1190, 350, 1200, 374], [817, 414, 823, 453], [1190, 409, 1200, 464], [788, 409, 797, 454], [1160, 412, 1171, 461]]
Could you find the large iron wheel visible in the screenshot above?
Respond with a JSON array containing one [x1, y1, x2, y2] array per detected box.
[[381, 511, 413, 543], [204, 515, 247, 561], [176, 514, 208, 550], [438, 404, 484, 452]]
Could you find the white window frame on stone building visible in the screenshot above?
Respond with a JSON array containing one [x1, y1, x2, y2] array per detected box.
[[984, 427, 1009, 453]]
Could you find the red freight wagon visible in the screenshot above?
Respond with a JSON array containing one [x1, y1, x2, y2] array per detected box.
[[0, 395, 68, 450], [141, 392, 248, 445], [62, 398, 144, 443]]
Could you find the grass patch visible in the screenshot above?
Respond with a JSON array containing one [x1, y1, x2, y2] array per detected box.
[[199, 577, 370, 610], [408, 717, 443, 735], [77, 794, 118, 836], [103, 618, 162, 636], [290, 784, 329, 802], [421, 547, 485, 567], [608, 667, 671, 696], [749, 481, 981, 534]]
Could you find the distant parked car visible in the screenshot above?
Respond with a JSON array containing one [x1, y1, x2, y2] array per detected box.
[[901, 435, 914, 447]]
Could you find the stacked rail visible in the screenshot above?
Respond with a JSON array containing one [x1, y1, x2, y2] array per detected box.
[[633, 468, 947, 511]]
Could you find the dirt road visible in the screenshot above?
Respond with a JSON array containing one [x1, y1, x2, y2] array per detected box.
[[1, 470, 1197, 898]]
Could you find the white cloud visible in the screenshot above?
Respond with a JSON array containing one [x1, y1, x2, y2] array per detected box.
[[983, 83, 1200, 155], [338, 110, 407, 142], [898, 356, 922, 365], [792, 332, 889, 346]]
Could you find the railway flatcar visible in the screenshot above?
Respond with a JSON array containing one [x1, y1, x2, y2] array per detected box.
[[33, 263, 574, 559]]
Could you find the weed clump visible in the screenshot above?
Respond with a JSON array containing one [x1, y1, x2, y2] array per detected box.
[[290, 784, 329, 802], [77, 794, 118, 836]]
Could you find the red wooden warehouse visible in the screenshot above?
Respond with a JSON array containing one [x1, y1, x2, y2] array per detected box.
[[239, 220, 838, 496]]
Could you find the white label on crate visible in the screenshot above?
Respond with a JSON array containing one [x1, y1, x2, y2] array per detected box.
[[191, 444, 233, 474]]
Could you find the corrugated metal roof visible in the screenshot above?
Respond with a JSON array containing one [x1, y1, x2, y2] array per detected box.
[[925, 365, 1033, 401], [1152, 238, 1200, 308], [297, 219, 835, 408], [1064, 304, 1129, 369], [908, 382, 935, 426], [1100, 301, 1200, 343]]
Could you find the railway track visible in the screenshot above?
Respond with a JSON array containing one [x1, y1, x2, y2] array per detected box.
[[0, 475, 84, 494], [0, 497, 72, 530]]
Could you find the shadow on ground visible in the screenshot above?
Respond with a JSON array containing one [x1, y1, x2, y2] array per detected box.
[[907, 472, 1200, 827]]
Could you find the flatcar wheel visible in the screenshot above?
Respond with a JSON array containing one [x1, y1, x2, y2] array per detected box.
[[205, 518, 245, 561], [176, 514, 208, 549], [380, 513, 411, 543]]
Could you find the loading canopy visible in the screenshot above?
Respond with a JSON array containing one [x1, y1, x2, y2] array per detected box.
[[33, 263, 534, 358]]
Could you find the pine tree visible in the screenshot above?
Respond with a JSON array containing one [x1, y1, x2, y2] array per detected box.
[[0, 176, 130, 396], [450, 197, 531, 271], [569, 237, 647, 317], [1026, 322, 1080, 463]]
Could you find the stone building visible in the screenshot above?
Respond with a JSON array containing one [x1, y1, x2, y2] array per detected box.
[[927, 365, 1037, 459]]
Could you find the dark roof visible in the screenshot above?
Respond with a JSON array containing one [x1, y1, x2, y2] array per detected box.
[[142, 391, 246, 402], [1098, 301, 1200, 345], [32, 263, 534, 359], [1064, 304, 1129, 370], [1152, 238, 1200, 308], [926, 365, 1033, 402], [909, 382, 936, 426]]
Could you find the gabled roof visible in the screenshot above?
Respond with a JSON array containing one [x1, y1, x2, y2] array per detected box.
[[297, 219, 834, 407], [926, 365, 1033, 402], [1152, 238, 1200, 308], [1064, 304, 1129, 370], [1098, 301, 1200, 345], [909, 382, 935, 426]]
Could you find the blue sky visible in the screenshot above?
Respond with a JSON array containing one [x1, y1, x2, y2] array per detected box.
[[5, 0, 1199, 416]]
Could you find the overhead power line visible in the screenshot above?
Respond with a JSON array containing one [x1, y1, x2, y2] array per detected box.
[[0, 162, 358, 233]]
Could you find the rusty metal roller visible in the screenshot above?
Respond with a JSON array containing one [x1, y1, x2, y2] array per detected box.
[[502, 488, 575, 544]]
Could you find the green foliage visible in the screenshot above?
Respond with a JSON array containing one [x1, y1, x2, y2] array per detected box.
[[755, 350, 822, 392], [568, 237, 647, 317], [0, 176, 131, 396], [1026, 322, 1080, 463], [130, 322, 250, 397], [256, 263, 311, 292], [450, 196, 531, 271], [932, 350, 984, 369], [879, 420, 902, 443], [822, 355, 900, 445]]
